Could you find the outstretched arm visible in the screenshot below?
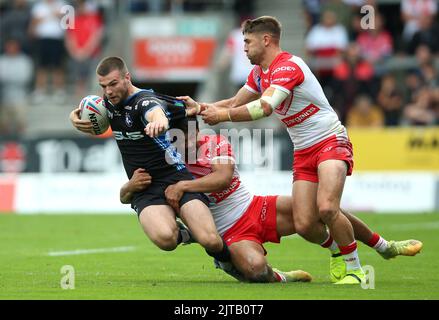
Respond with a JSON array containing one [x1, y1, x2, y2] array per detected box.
[[178, 86, 261, 116], [200, 86, 289, 125]]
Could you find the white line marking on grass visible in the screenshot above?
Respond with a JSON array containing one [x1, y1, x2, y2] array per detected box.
[[47, 246, 137, 256]]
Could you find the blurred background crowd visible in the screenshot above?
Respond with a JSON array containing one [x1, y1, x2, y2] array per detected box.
[[0, 0, 438, 138]]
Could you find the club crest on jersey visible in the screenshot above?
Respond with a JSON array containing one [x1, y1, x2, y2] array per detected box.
[[125, 113, 133, 127]]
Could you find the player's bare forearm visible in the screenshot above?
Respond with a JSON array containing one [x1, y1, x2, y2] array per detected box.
[[145, 107, 169, 137], [212, 97, 236, 109], [179, 163, 234, 193], [213, 87, 260, 109], [120, 168, 152, 204], [120, 182, 134, 204], [178, 174, 228, 193], [229, 105, 257, 121], [201, 86, 288, 125]]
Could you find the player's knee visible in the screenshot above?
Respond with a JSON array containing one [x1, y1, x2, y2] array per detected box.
[[318, 204, 339, 224], [294, 219, 316, 238], [197, 232, 222, 252], [242, 258, 269, 282], [151, 230, 178, 251]]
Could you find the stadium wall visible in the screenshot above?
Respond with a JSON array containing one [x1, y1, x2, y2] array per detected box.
[[0, 171, 438, 214], [1, 127, 438, 214]]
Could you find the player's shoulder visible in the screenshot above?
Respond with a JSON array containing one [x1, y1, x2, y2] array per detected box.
[[133, 90, 166, 109], [271, 52, 303, 71]]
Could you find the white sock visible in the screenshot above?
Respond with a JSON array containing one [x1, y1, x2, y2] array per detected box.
[[274, 271, 287, 283], [321, 234, 339, 254], [343, 249, 362, 272], [328, 240, 339, 254], [374, 237, 389, 253]]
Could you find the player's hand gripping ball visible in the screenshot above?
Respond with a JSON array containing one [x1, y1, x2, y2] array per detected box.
[[79, 95, 110, 135]]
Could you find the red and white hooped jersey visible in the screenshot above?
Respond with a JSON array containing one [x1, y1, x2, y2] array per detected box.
[[244, 52, 347, 150], [185, 135, 253, 236]]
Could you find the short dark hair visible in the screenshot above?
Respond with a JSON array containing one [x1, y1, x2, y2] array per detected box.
[[242, 16, 282, 40], [96, 56, 128, 76]]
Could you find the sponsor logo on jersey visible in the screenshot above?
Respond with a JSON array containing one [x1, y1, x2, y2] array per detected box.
[[281, 104, 320, 127], [113, 131, 144, 140], [260, 197, 268, 221], [272, 77, 293, 83], [272, 65, 296, 75], [125, 113, 133, 127], [209, 176, 240, 204], [124, 106, 132, 110], [142, 100, 150, 107]]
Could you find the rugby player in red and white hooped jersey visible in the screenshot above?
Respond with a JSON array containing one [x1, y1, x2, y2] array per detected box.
[[180, 16, 366, 284]]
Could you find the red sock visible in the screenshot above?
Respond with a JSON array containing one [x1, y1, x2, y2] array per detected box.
[[338, 241, 357, 255], [321, 235, 334, 248], [273, 271, 285, 283], [367, 232, 381, 247]]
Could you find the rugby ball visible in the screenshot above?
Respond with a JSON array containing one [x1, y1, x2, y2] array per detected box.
[[79, 95, 110, 135]]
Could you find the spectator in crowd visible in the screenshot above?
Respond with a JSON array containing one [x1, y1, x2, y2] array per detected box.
[[65, 0, 104, 99], [403, 87, 437, 126], [0, 0, 31, 54], [407, 14, 439, 55], [376, 74, 404, 126], [346, 95, 384, 128], [305, 9, 349, 89], [356, 13, 393, 74], [404, 45, 437, 104], [0, 38, 33, 135], [332, 42, 375, 122], [218, 17, 253, 94], [401, 0, 437, 45], [404, 70, 423, 106], [321, 0, 353, 31], [420, 62, 439, 89], [302, 0, 322, 33], [29, 0, 68, 104]]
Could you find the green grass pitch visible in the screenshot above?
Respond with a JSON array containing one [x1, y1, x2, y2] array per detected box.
[[0, 213, 438, 300]]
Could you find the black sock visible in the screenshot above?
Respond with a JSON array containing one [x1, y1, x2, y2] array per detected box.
[[205, 238, 231, 262], [176, 230, 183, 245]]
